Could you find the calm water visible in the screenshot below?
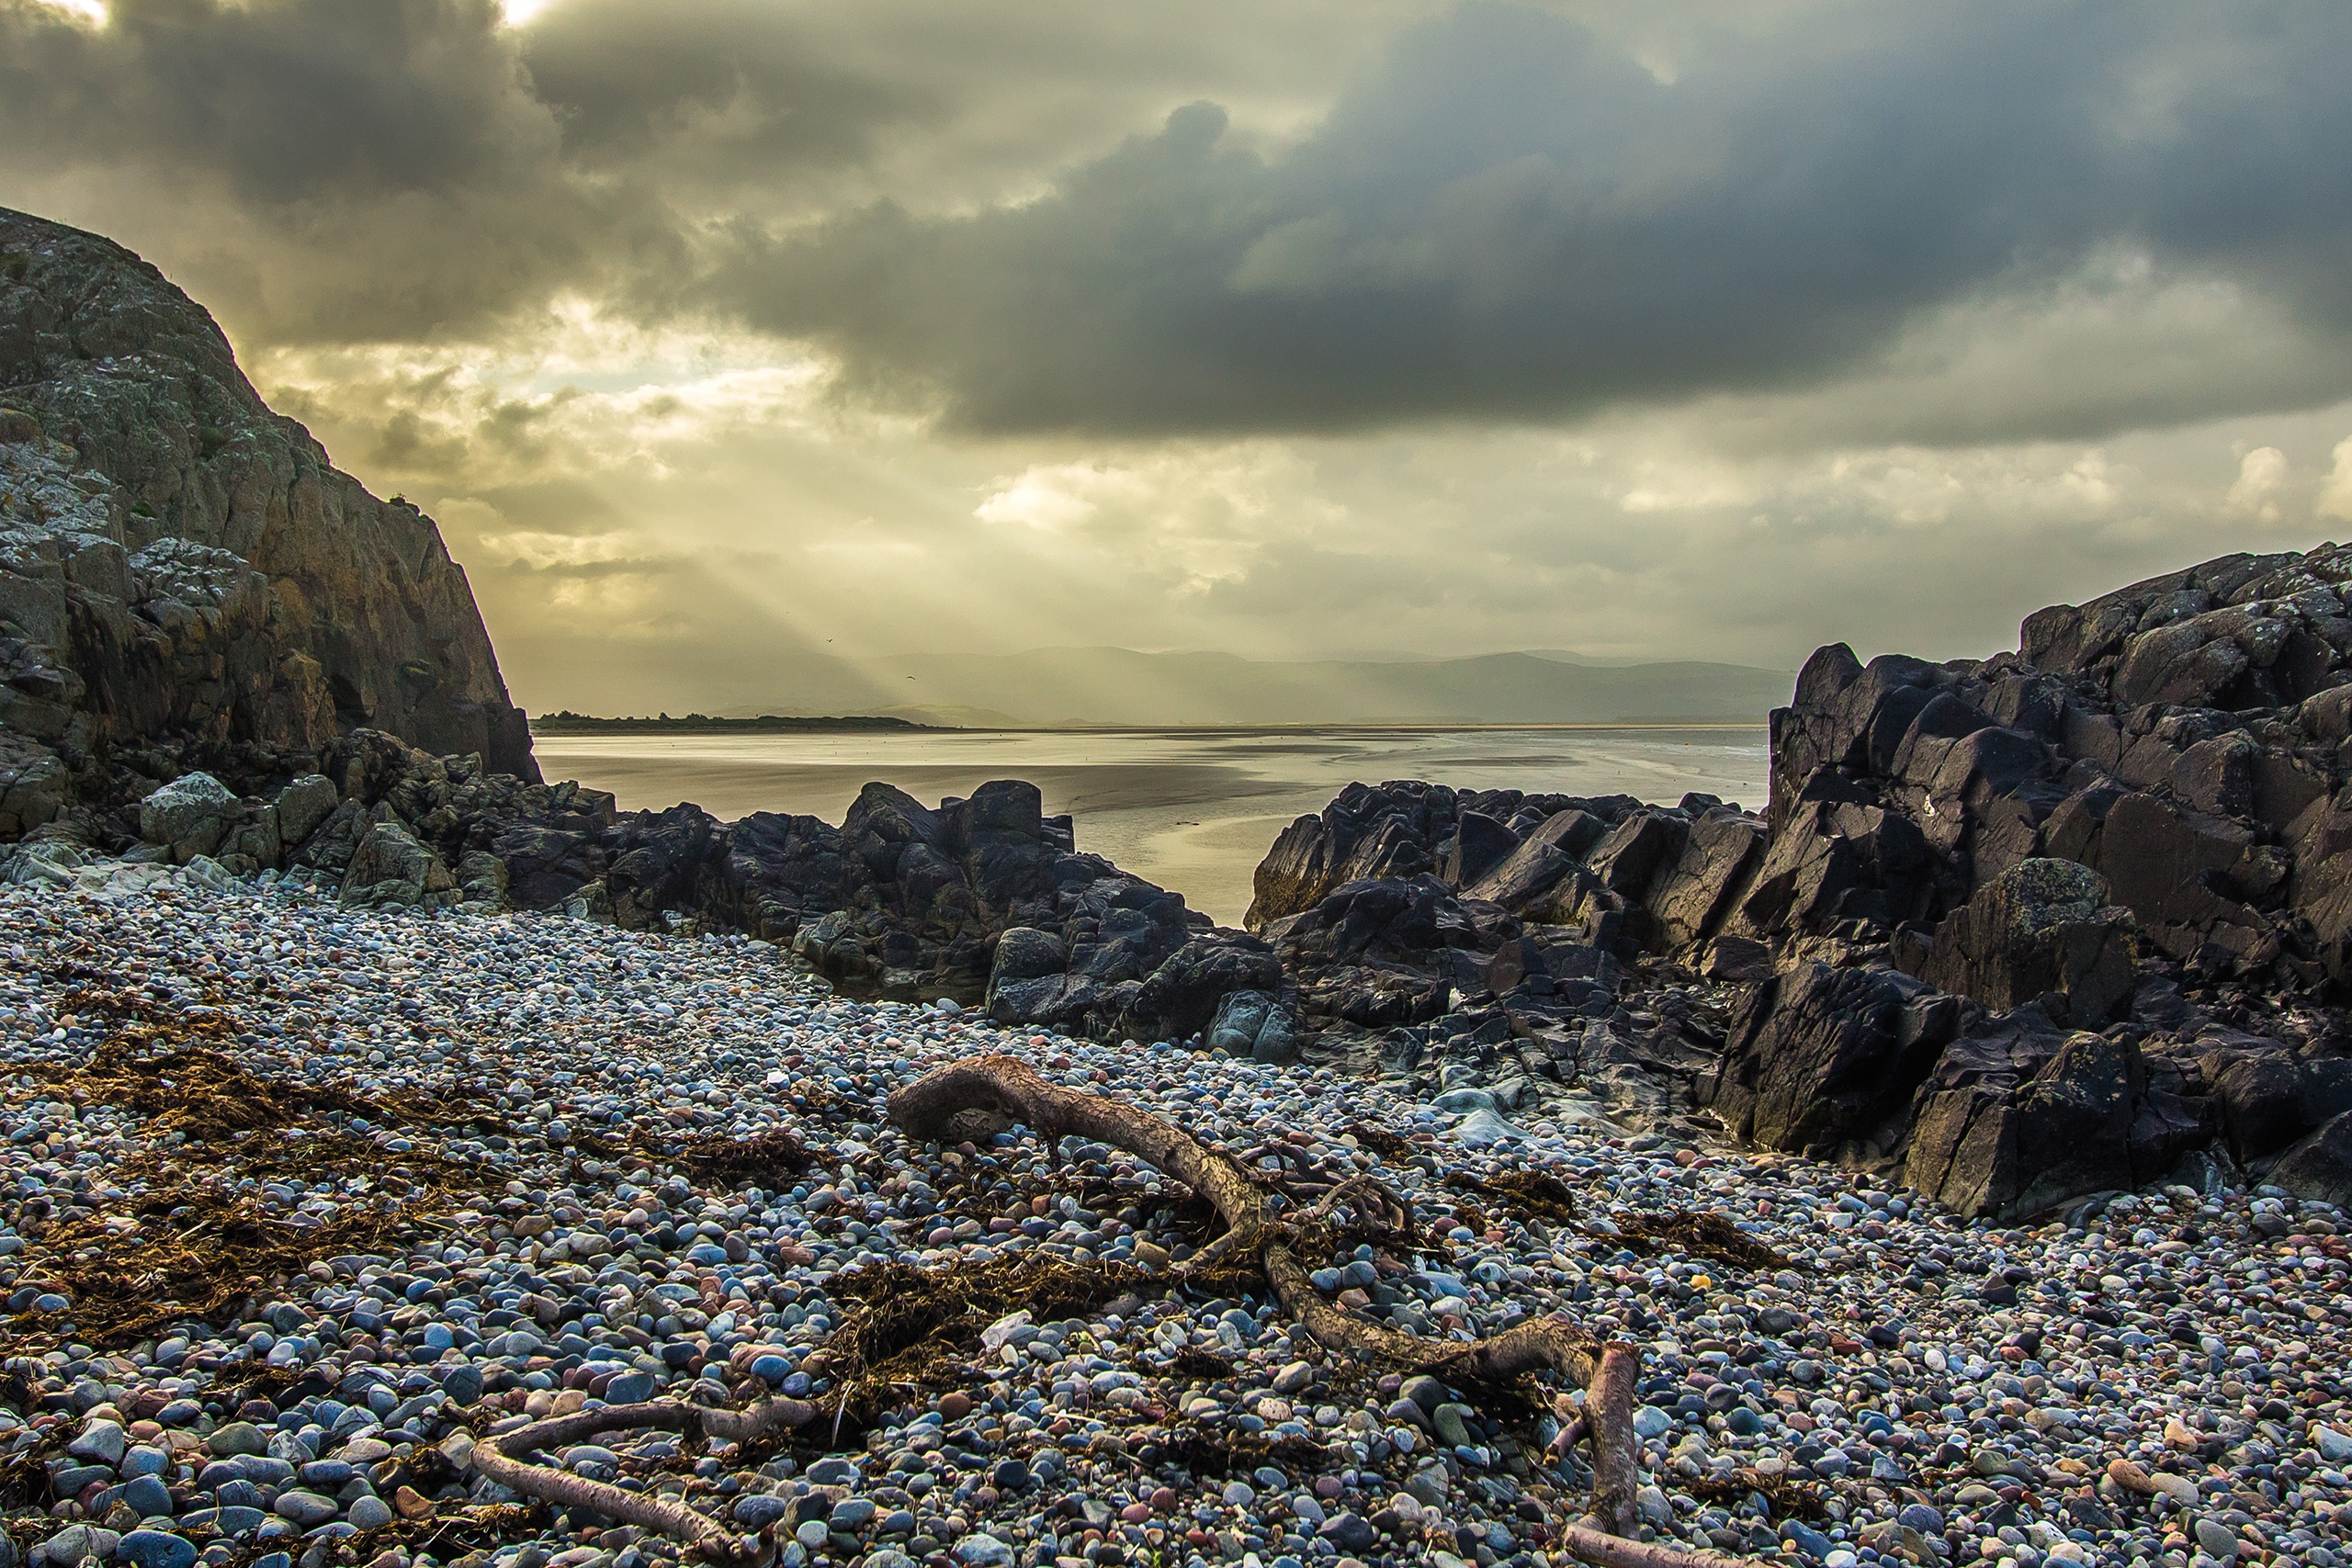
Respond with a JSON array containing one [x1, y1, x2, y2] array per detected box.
[[531, 727, 1771, 928]]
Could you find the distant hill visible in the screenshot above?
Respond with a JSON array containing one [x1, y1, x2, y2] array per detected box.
[[849, 648, 1791, 728], [533, 712, 936, 734], [525, 646, 1792, 728]]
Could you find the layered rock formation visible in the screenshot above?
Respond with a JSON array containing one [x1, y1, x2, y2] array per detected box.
[[0, 209, 534, 798], [1226, 547, 2352, 1221]]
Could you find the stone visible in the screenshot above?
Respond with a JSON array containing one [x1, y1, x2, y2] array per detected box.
[[1921, 858, 2136, 1025], [271, 1492, 339, 1529], [120, 1474, 173, 1517], [2194, 1518, 2240, 1561], [137, 773, 238, 863], [117, 1533, 196, 1568], [69, 1420, 128, 1466], [953, 1536, 1013, 1568]]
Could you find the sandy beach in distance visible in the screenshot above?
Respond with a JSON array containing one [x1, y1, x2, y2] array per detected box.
[[530, 726, 1773, 926]]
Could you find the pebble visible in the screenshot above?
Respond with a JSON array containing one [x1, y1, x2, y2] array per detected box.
[[0, 878, 2343, 1568]]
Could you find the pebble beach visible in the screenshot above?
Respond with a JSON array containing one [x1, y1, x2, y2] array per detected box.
[[3, 876, 2350, 1568]]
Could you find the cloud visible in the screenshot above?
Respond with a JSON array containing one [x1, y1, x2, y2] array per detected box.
[[0, 0, 1443, 347], [515, 0, 910, 183], [708, 1, 2352, 438], [0, 0, 679, 342], [2226, 446, 2290, 520], [2322, 436, 2352, 524]]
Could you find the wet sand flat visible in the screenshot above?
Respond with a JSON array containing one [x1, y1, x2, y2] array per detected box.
[[531, 726, 1771, 926]]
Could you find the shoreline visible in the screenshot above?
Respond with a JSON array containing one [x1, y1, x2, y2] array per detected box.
[[0, 876, 2345, 1568]]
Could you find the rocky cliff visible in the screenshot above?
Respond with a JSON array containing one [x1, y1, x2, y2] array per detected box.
[[1205, 545, 2352, 1221], [0, 208, 534, 789]]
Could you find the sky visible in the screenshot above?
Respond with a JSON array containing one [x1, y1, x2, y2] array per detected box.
[[6, 0, 2352, 716]]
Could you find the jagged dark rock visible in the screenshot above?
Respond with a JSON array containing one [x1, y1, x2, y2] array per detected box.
[[1917, 857, 2137, 1027], [1210, 545, 2352, 1218]]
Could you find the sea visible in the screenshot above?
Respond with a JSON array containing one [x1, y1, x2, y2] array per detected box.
[[530, 726, 1773, 929]]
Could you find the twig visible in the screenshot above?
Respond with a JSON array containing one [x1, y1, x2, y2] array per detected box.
[[468, 1395, 814, 1563], [887, 1054, 1761, 1568]]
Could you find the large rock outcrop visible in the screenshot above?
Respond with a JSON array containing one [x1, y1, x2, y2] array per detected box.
[[0, 208, 534, 784], [1230, 546, 2352, 1219]]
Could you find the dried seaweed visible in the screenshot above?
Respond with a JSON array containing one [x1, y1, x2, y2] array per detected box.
[[1345, 1122, 1416, 1160], [15, 1179, 458, 1351], [1690, 1466, 1831, 1521], [27, 1035, 386, 1143], [673, 1127, 812, 1189], [816, 1254, 1151, 1402], [1159, 1348, 1237, 1383], [1137, 1430, 1329, 1478], [1605, 1210, 1792, 1272], [1449, 1168, 1581, 1224]]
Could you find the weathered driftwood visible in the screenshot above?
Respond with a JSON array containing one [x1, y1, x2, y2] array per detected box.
[[469, 1395, 816, 1563], [472, 1052, 1753, 1568], [888, 1053, 1757, 1568]]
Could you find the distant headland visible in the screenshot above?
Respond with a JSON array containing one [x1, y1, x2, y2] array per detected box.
[[532, 711, 944, 734]]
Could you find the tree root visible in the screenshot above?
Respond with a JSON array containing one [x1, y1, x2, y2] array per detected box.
[[469, 1053, 1758, 1568], [468, 1396, 816, 1564], [888, 1054, 1760, 1568]]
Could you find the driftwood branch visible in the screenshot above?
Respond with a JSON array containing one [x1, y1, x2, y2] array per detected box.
[[888, 1053, 1758, 1568], [469, 1395, 816, 1564]]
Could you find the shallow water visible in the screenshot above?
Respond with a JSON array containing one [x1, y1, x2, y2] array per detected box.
[[531, 726, 1771, 927]]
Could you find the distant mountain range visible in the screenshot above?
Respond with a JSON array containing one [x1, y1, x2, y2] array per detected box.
[[587, 647, 1792, 728]]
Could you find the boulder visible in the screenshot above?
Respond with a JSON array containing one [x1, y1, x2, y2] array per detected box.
[[341, 818, 457, 908], [1905, 1032, 2188, 1218], [987, 928, 1069, 1023], [274, 771, 343, 846], [1703, 964, 1963, 1158], [1126, 931, 1285, 1042], [2268, 1110, 2352, 1210], [1646, 811, 1765, 950], [1441, 811, 1519, 886], [137, 772, 237, 863], [1700, 934, 1776, 984], [2205, 1048, 2352, 1165], [1921, 858, 2136, 1026], [1587, 811, 1690, 900], [1204, 989, 1300, 1063]]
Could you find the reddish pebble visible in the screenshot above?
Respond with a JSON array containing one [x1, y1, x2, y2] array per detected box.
[[1122, 1503, 1152, 1525], [1151, 1488, 1179, 1511], [939, 1392, 973, 1419]]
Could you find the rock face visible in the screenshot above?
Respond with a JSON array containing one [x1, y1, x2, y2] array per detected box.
[[0, 208, 534, 789], [1918, 858, 2137, 1026], [1233, 546, 2352, 1219]]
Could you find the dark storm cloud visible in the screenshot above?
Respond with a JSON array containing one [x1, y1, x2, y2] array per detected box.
[[518, 0, 911, 177], [0, 0, 909, 341], [0, 0, 542, 202], [707, 0, 2352, 437], [0, 0, 663, 340]]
